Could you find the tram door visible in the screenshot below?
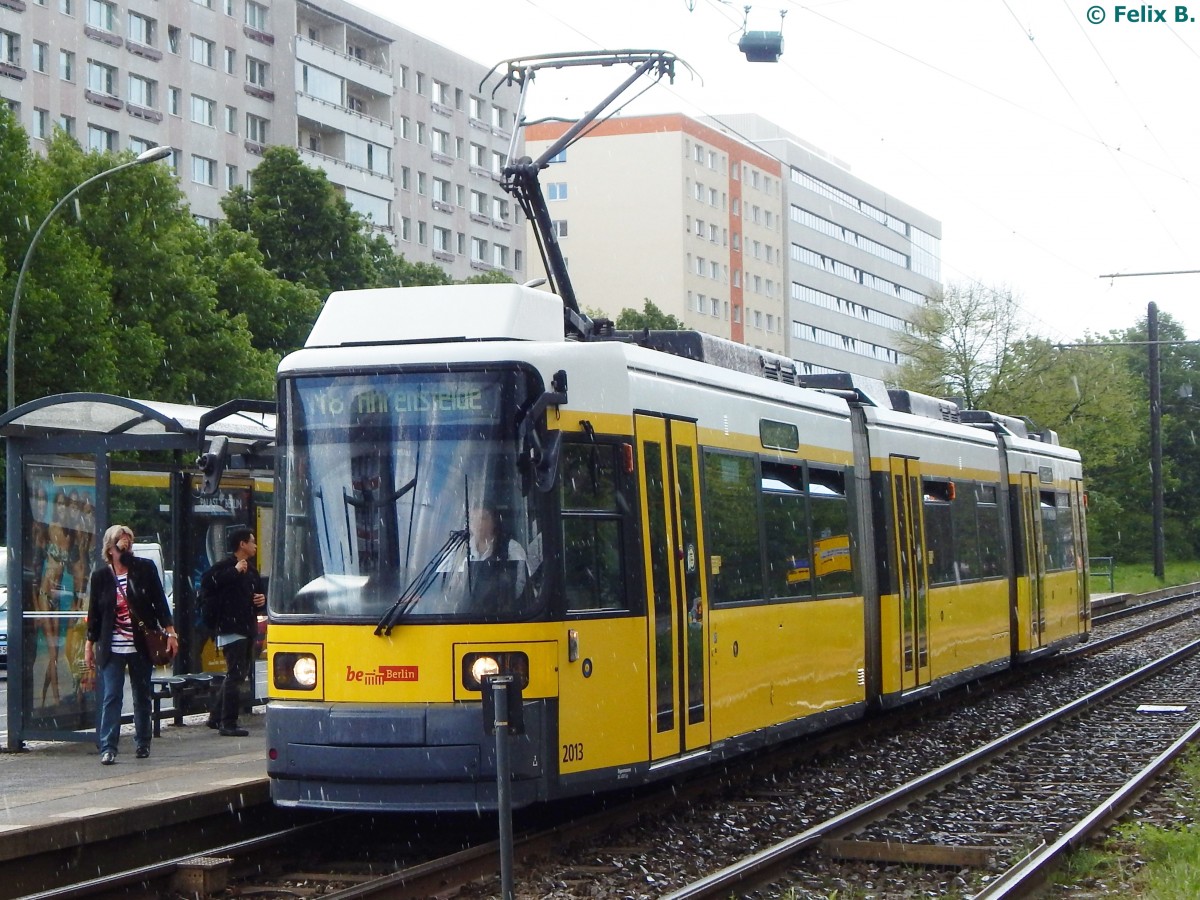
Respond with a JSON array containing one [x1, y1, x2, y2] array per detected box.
[[635, 414, 711, 760], [1070, 478, 1089, 628], [1020, 472, 1047, 648], [889, 456, 930, 690]]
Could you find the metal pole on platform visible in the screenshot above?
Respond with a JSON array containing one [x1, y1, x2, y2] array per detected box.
[[492, 677, 515, 900]]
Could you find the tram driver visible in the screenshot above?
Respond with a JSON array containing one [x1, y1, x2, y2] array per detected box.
[[466, 505, 529, 610]]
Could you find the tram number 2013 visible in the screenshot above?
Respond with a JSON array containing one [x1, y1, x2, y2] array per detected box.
[[561, 742, 584, 764]]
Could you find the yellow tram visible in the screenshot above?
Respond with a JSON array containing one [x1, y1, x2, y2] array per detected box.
[[264, 284, 1089, 811]]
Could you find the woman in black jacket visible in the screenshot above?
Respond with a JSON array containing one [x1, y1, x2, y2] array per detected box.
[[84, 525, 178, 764]]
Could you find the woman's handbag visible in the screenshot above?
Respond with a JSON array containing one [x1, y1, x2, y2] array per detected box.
[[140, 626, 175, 667], [124, 569, 175, 667]]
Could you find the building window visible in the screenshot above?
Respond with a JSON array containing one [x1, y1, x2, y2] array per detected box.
[[190, 35, 214, 67], [57, 114, 76, 136], [59, 0, 73, 14], [190, 94, 215, 126], [128, 12, 155, 47], [30, 40, 49, 74], [86, 0, 117, 32], [433, 226, 451, 252], [245, 1, 267, 30], [547, 182, 567, 201], [191, 0, 212, 8], [32, 108, 49, 139], [431, 128, 450, 155], [432, 80, 450, 105], [432, 177, 450, 203], [168, 86, 180, 116], [246, 113, 268, 143], [416, 71, 426, 95], [191, 154, 216, 185], [471, 237, 487, 262], [469, 96, 484, 119], [87, 124, 117, 152], [128, 74, 156, 108], [417, 221, 427, 245], [492, 196, 509, 220], [549, 148, 567, 163], [87, 60, 118, 97], [224, 47, 235, 75], [224, 105, 236, 133], [552, 220, 568, 239], [246, 57, 268, 87], [59, 50, 75, 82], [471, 189, 487, 215], [167, 26, 180, 54], [493, 244, 508, 268]]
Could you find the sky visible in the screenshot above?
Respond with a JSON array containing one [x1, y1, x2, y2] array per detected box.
[[351, 0, 1200, 343]]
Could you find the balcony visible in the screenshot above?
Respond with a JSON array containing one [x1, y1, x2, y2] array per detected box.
[[296, 93, 392, 146], [298, 145, 393, 195], [295, 35, 391, 97]]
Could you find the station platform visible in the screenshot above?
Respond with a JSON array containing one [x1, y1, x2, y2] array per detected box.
[[0, 706, 268, 864]]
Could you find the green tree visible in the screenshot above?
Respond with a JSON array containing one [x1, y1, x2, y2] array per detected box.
[[369, 235, 452, 288], [205, 223, 322, 357], [614, 299, 686, 330], [898, 283, 1028, 409], [0, 117, 119, 407], [39, 135, 275, 402], [462, 269, 515, 285], [221, 147, 377, 295]]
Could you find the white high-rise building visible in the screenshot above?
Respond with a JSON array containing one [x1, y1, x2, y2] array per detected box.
[[0, 0, 526, 282], [523, 111, 941, 379]]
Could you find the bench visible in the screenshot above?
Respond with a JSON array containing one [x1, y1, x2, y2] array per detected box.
[[150, 673, 223, 736]]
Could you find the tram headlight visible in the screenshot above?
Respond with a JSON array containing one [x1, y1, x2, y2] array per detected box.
[[462, 651, 529, 692], [273, 651, 318, 691]]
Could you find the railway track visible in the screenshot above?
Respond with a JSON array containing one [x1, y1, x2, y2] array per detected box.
[[21, 587, 1200, 899], [664, 636, 1200, 899]]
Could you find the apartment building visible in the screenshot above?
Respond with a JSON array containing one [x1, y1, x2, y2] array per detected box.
[[524, 114, 789, 355], [0, 0, 525, 282], [524, 112, 941, 379], [710, 115, 942, 381]]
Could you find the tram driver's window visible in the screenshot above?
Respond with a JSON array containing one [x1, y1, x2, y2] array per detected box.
[[561, 442, 630, 612]]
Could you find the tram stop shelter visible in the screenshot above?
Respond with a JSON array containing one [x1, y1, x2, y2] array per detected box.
[[0, 393, 275, 749]]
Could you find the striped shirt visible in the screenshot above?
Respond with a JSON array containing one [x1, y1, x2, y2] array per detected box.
[[112, 573, 136, 655]]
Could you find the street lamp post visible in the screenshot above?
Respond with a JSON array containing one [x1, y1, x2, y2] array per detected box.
[[7, 145, 172, 411]]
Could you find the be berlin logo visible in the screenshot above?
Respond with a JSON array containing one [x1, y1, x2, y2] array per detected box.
[[1087, 4, 1196, 22]]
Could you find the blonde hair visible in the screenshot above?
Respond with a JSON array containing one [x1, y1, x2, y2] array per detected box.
[[101, 524, 135, 563]]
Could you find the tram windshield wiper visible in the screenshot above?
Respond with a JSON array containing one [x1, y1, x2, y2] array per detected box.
[[374, 528, 468, 636]]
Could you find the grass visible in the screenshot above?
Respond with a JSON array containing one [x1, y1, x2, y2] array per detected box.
[[1052, 708, 1200, 899], [1094, 560, 1200, 596]]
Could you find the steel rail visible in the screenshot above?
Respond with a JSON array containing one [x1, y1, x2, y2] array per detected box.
[[662, 636, 1200, 900]]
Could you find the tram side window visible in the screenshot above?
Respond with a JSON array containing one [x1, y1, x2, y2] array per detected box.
[[561, 442, 630, 612], [1040, 490, 1065, 571], [1056, 492, 1076, 571], [976, 484, 1004, 577], [703, 450, 761, 604], [762, 462, 810, 600], [951, 481, 981, 582], [922, 480, 955, 585], [809, 467, 854, 596]]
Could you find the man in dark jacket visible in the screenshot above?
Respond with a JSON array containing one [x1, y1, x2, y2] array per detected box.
[[202, 528, 265, 736]]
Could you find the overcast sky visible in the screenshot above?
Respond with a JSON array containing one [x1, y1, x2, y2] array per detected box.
[[352, 0, 1200, 342]]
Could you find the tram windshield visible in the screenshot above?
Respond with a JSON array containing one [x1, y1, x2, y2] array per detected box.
[[275, 368, 550, 621]]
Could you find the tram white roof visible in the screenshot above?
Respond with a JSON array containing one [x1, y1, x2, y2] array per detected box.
[[305, 284, 567, 347]]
